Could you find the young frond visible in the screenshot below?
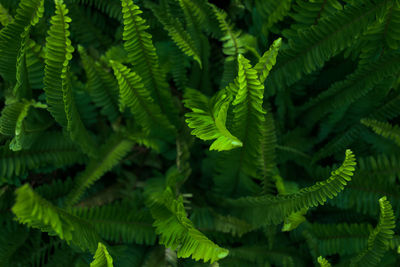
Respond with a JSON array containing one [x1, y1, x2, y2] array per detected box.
[[254, 38, 282, 84], [350, 196, 396, 266], [12, 184, 103, 253], [183, 87, 242, 152], [90, 243, 113, 267], [318, 256, 332, 267], [223, 150, 356, 226], [0, 0, 44, 81]]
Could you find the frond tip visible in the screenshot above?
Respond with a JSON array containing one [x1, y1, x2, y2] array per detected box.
[[90, 243, 113, 267]]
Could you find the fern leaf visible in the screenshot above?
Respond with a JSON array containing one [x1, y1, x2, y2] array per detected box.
[[146, 186, 229, 263], [12, 184, 103, 253], [121, 0, 177, 124], [71, 201, 156, 245], [90, 243, 113, 267], [255, 0, 292, 30], [224, 150, 356, 226], [0, 3, 13, 26], [254, 38, 282, 84], [144, 1, 202, 67], [64, 133, 134, 206], [0, 132, 84, 182], [110, 60, 176, 137], [44, 0, 97, 157], [268, 0, 388, 92], [0, 0, 44, 81], [318, 256, 332, 267], [78, 46, 120, 123], [361, 119, 400, 147], [183, 87, 242, 152], [350, 196, 396, 266]]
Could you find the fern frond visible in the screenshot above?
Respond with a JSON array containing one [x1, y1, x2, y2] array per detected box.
[[12, 184, 103, 253], [146, 186, 229, 263], [183, 88, 242, 151], [268, 0, 388, 92], [121, 0, 177, 124], [254, 38, 282, 84], [90, 243, 113, 267], [0, 132, 84, 182], [318, 256, 332, 267], [64, 133, 133, 206], [44, 0, 97, 158], [71, 201, 156, 245], [224, 150, 356, 226], [361, 119, 400, 147], [255, 0, 292, 30], [144, 1, 202, 67], [110, 60, 176, 138], [78, 46, 120, 123], [0, 0, 44, 81], [350, 196, 396, 266], [0, 3, 12, 26]]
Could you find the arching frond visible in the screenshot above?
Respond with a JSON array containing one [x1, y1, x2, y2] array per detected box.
[[361, 119, 400, 147], [12, 184, 103, 253], [350, 196, 396, 266]]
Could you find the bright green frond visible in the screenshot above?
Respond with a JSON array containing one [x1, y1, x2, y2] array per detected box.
[[44, 0, 97, 157], [110, 60, 176, 138], [350, 196, 396, 266], [318, 256, 332, 267], [183, 87, 242, 151], [121, 0, 177, 124], [146, 186, 229, 263], [254, 38, 282, 84], [64, 133, 134, 206], [12, 184, 103, 253], [90, 243, 113, 267], [224, 150, 356, 226], [361, 119, 400, 147], [0, 0, 44, 81]]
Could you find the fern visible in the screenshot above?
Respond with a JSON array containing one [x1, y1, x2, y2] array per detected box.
[[361, 119, 400, 147], [121, 0, 177, 124], [183, 87, 242, 151], [223, 150, 356, 226], [64, 133, 133, 206], [317, 256, 332, 267], [0, 0, 44, 81], [90, 243, 113, 267], [44, 0, 97, 158], [12, 184, 103, 253], [350, 196, 396, 266]]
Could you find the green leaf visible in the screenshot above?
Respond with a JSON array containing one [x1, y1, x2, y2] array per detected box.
[[90, 243, 113, 267]]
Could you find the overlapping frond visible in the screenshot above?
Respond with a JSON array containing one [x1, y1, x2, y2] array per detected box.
[[146, 186, 229, 263], [71, 201, 156, 245], [0, 0, 44, 81], [64, 133, 133, 206], [223, 150, 356, 226], [44, 0, 97, 157], [255, 0, 292, 30], [350, 196, 396, 266], [183, 87, 242, 151], [110, 60, 176, 138], [145, 1, 201, 67], [90, 243, 113, 267], [121, 0, 177, 123], [361, 119, 400, 147], [12, 184, 103, 253], [78, 46, 120, 123], [267, 0, 388, 93]]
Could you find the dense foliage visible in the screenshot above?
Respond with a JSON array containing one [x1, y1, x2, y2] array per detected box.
[[0, 0, 399, 266]]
